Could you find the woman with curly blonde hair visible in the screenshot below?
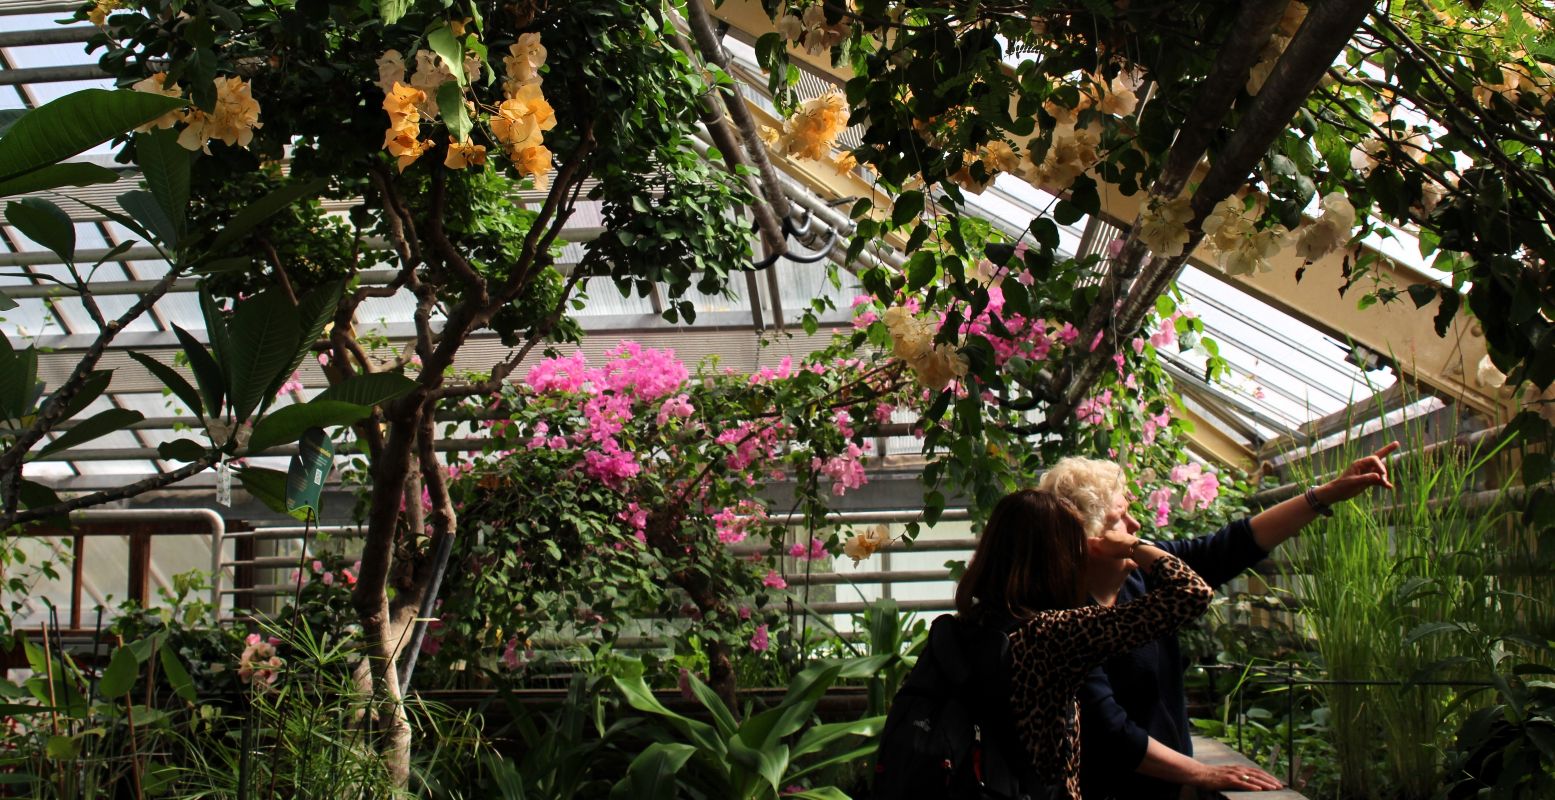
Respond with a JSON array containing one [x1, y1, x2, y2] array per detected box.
[[1040, 446, 1398, 799]]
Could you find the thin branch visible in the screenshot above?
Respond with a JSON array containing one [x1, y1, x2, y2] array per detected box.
[[8, 455, 218, 527], [0, 262, 190, 518], [257, 237, 299, 306], [426, 168, 489, 301]]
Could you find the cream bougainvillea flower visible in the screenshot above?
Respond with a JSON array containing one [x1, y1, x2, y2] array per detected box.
[[409, 50, 455, 118], [1294, 191, 1356, 262], [776, 13, 804, 43], [376, 50, 407, 96], [883, 307, 934, 360], [781, 90, 849, 161], [130, 74, 184, 132], [491, 83, 556, 151], [1026, 124, 1098, 191], [832, 150, 858, 175], [444, 138, 488, 170], [177, 76, 262, 154], [843, 525, 892, 564], [1138, 195, 1195, 257], [1223, 225, 1288, 276], [1093, 71, 1140, 117], [1201, 195, 1254, 254]]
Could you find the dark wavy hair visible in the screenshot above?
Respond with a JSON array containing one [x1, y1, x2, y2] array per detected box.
[[955, 489, 1089, 622]]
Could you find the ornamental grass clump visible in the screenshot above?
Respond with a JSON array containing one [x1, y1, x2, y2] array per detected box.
[[1290, 401, 1519, 800]]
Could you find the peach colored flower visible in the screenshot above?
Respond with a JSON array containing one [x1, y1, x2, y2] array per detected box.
[[130, 74, 184, 132]]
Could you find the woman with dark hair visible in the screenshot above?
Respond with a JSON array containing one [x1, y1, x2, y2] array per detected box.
[[951, 489, 1214, 800]]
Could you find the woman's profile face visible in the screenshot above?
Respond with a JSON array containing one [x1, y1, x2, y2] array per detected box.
[[1100, 491, 1141, 539]]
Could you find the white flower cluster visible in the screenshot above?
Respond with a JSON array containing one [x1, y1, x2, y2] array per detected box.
[[883, 307, 968, 390], [1201, 196, 1289, 276], [776, 3, 851, 56]]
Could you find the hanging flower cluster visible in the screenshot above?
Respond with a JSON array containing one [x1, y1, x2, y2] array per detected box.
[[883, 306, 968, 390], [1138, 195, 1195, 257], [770, 90, 850, 161], [1025, 124, 1100, 192], [1200, 195, 1290, 276], [951, 140, 1020, 194], [129, 74, 262, 154], [775, 3, 851, 56], [1294, 192, 1357, 262], [237, 633, 283, 687], [375, 32, 554, 185]]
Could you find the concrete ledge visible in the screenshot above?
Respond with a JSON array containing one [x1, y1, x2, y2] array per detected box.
[[1192, 736, 1311, 800]]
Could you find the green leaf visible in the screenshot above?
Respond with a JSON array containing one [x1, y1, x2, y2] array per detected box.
[[609, 743, 696, 800], [685, 672, 738, 739], [158, 646, 197, 703], [45, 734, 79, 760], [0, 345, 38, 421], [133, 129, 190, 239], [53, 369, 112, 424], [171, 325, 224, 420], [906, 251, 937, 291], [36, 408, 143, 458], [157, 438, 207, 462], [0, 288, 15, 311], [118, 189, 179, 249], [314, 372, 418, 407], [285, 427, 333, 520], [98, 646, 140, 698], [438, 82, 472, 144], [0, 89, 185, 186], [247, 401, 370, 454], [892, 190, 925, 228], [127, 351, 203, 418], [791, 715, 885, 759], [16, 479, 63, 526], [379, 0, 412, 24], [6, 198, 75, 264], [0, 162, 121, 198], [426, 27, 468, 88], [236, 466, 293, 518], [206, 178, 328, 254], [199, 289, 232, 376], [728, 737, 788, 793], [261, 278, 343, 412], [226, 289, 301, 424]]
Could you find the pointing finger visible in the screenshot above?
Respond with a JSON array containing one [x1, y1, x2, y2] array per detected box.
[[1374, 440, 1401, 459]]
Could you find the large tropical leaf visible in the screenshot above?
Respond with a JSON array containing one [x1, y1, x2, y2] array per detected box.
[[247, 401, 369, 454], [260, 279, 343, 411], [206, 178, 328, 254], [0, 89, 185, 186], [0, 162, 122, 199], [314, 372, 418, 408], [118, 189, 179, 250], [133, 129, 190, 239], [35, 408, 143, 458], [225, 289, 300, 424], [236, 465, 303, 520], [0, 345, 38, 421], [5, 198, 75, 264], [609, 744, 696, 800], [97, 646, 140, 698], [126, 352, 202, 418], [170, 325, 224, 420]]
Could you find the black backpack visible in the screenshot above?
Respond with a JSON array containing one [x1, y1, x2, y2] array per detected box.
[[872, 614, 1061, 800]]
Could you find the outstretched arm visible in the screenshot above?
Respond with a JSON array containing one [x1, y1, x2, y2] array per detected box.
[[1248, 441, 1399, 552]]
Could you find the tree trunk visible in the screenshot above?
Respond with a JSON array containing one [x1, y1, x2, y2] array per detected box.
[[644, 503, 739, 708]]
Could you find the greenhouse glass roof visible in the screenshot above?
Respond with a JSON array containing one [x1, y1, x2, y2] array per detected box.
[[0, 0, 1497, 489]]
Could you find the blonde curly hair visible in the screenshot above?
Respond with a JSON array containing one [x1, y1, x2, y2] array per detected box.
[[1037, 456, 1126, 537]]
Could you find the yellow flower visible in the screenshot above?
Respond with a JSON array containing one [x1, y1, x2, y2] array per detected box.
[[130, 74, 184, 132], [1294, 192, 1355, 262], [176, 76, 262, 154], [981, 140, 1021, 174], [504, 33, 548, 97], [832, 150, 858, 175], [491, 84, 555, 150], [449, 16, 473, 37], [843, 525, 892, 564], [511, 144, 552, 189], [444, 138, 487, 170], [1201, 195, 1253, 253], [384, 126, 433, 172], [383, 82, 425, 128], [883, 307, 935, 362], [87, 0, 119, 27], [1026, 124, 1098, 191], [1222, 225, 1288, 276], [1095, 73, 1139, 116], [780, 90, 849, 161]]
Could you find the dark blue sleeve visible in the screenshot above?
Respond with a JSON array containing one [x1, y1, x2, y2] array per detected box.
[[1079, 665, 1149, 771], [1155, 518, 1269, 590]]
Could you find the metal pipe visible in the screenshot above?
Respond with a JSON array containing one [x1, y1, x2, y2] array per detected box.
[[0, 64, 109, 86], [0, 27, 97, 47]]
